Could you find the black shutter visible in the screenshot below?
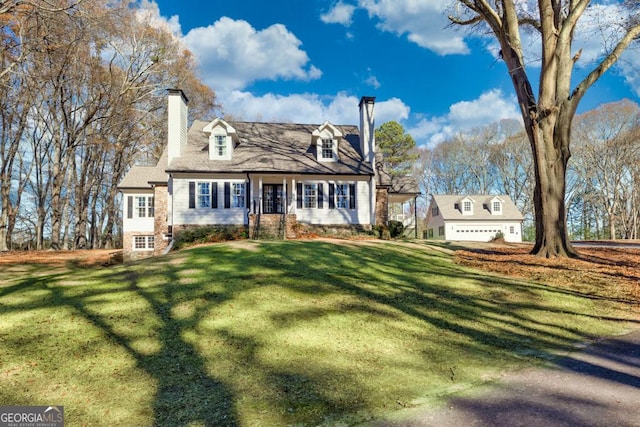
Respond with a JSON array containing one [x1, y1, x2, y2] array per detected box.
[[297, 183, 303, 209], [246, 182, 251, 209], [189, 182, 195, 208], [127, 196, 133, 218], [211, 182, 218, 209], [349, 183, 356, 209], [329, 184, 335, 209], [224, 182, 231, 209], [318, 184, 324, 209]]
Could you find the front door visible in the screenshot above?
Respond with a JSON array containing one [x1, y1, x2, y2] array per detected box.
[[263, 184, 284, 214]]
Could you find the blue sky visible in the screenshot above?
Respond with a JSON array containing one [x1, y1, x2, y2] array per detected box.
[[147, 0, 640, 148]]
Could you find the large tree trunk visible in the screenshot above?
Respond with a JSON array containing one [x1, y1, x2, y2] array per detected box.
[[530, 125, 576, 257]]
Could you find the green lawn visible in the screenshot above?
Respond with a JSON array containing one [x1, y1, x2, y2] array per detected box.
[[0, 240, 636, 426]]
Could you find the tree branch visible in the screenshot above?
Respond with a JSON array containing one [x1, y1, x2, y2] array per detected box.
[[448, 14, 484, 26], [570, 23, 640, 107]]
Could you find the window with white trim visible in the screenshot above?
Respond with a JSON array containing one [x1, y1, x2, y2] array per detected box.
[[463, 201, 472, 212], [198, 182, 211, 208], [232, 183, 245, 208], [510, 226, 515, 234], [134, 235, 154, 250], [304, 184, 317, 208], [135, 196, 154, 218], [321, 139, 334, 159], [214, 135, 227, 157], [336, 184, 349, 208], [493, 201, 501, 213]]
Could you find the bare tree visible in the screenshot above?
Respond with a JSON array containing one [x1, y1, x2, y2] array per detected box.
[[571, 100, 640, 239], [450, 0, 640, 257]]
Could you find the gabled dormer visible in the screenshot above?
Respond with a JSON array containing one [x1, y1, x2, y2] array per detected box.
[[203, 118, 239, 161], [456, 196, 475, 215], [312, 121, 342, 162], [486, 196, 504, 215]]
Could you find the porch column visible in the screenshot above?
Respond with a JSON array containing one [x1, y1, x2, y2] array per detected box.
[[283, 177, 287, 214], [258, 176, 263, 214], [291, 178, 296, 214], [414, 195, 418, 238]]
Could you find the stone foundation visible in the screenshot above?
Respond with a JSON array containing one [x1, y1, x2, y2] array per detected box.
[[154, 185, 169, 256], [122, 232, 155, 262], [375, 188, 389, 226], [294, 223, 373, 239]]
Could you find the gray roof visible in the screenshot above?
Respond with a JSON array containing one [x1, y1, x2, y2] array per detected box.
[[432, 194, 524, 221], [118, 152, 168, 189], [118, 120, 422, 195], [167, 120, 374, 176], [391, 175, 420, 195]]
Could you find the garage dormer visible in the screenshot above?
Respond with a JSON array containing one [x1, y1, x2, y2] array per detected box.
[[203, 118, 239, 160], [312, 121, 342, 162], [487, 196, 504, 215], [457, 196, 475, 216]]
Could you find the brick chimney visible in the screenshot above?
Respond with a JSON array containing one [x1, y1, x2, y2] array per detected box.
[[167, 89, 188, 163]]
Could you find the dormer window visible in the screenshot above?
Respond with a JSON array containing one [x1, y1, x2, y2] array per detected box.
[[313, 121, 341, 162], [459, 196, 475, 215], [321, 139, 334, 159], [214, 135, 227, 157], [203, 118, 238, 161], [492, 201, 501, 213]]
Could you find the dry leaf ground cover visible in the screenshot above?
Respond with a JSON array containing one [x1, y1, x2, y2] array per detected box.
[[453, 243, 640, 307]]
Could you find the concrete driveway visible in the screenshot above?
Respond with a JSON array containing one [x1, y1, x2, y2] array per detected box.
[[367, 329, 640, 427]]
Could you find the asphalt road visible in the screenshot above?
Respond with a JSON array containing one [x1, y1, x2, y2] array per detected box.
[[366, 329, 640, 427]]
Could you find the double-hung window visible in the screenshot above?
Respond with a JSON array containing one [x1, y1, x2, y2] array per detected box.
[[304, 184, 317, 208], [493, 201, 501, 213], [336, 184, 349, 208], [463, 201, 472, 212], [215, 135, 227, 157], [135, 196, 154, 218], [321, 139, 334, 160], [232, 183, 245, 208], [198, 182, 211, 208]]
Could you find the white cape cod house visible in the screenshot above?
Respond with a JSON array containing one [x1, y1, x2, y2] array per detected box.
[[118, 90, 419, 260], [426, 194, 524, 243]]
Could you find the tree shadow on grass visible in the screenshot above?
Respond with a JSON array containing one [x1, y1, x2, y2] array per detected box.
[[7, 263, 242, 426], [2, 240, 639, 426]]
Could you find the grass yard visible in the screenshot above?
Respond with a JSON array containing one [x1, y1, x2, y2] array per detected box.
[[0, 240, 638, 426]]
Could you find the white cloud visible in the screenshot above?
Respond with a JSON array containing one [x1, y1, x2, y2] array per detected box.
[[408, 89, 521, 148], [220, 91, 409, 125], [321, 1, 357, 25], [136, 0, 182, 36], [183, 17, 321, 90], [357, 0, 469, 55], [364, 74, 381, 89]]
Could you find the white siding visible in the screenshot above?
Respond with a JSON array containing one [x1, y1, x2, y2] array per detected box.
[[170, 173, 373, 227], [445, 221, 522, 243], [172, 174, 248, 226], [293, 176, 372, 226], [122, 190, 155, 233]]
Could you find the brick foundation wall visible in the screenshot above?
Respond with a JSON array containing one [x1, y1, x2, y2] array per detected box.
[[172, 224, 248, 246], [123, 232, 154, 262], [249, 214, 285, 239], [294, 223, 373, 239], [376, 188, 389, 226], [154, 185, 169, 256]]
